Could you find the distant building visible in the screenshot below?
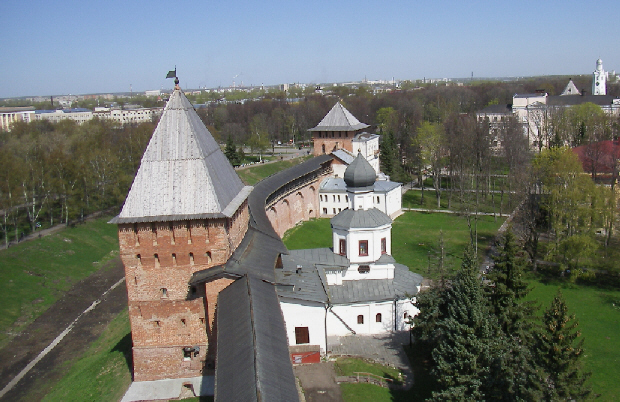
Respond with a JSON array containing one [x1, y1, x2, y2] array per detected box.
[[477, 60, 620, 150], [0, 106, 35, 131], [593, 58, 607, 96], [145, 90, 162, 97], [34, 108, 93, 124]]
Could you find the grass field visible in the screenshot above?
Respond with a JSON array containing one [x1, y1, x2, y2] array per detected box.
[[42, 308, 133, 402], [525, 276, 620, 401], [283, 212, 506, 279], [236, 155, 312, 185], [403, 189, 518, 215], [0, 216, 119, 348]]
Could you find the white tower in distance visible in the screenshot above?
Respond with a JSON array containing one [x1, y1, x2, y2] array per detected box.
[[592, 58, 607, 95]]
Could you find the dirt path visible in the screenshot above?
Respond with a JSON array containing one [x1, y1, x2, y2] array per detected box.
[[0, 256, 127, 401]]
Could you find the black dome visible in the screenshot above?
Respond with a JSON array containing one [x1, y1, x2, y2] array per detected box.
[[344, 152, 376, 189]]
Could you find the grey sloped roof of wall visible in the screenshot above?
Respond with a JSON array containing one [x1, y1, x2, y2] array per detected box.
[[112, 88, 251, 223], [215, 276, 299, 402]]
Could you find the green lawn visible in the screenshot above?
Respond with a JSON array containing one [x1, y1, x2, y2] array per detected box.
[[42, 308, 133, 402], [525, 276, 620, 401], [236, 155, 312, 185], [335, 357, 402, 380], [282, 218, 332, 250], [403, 189, 517, 215], [0, 216, 119, 348], [283, 212, 506, 279], [392, 212, 505, 278]]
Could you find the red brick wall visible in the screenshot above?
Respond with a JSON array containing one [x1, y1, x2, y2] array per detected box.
[[117, 202, 249, 381], [312, 131, 354, 155], [267, 178, 327, 237]]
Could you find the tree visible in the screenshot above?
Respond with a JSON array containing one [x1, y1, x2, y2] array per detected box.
[[535, 290, 591, 400], [248, 114, 269, 161], [533, 147, 600, 269], [224, 135, 240, 166], [483, 229, 543, 401], [414, 121, 446, 208], [431, 246, 495, 400], [486, 229, 534, 335]]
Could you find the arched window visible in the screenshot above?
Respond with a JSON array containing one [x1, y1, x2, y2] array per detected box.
[[376, 313, 382, 323], [357, 315, 364, 324]]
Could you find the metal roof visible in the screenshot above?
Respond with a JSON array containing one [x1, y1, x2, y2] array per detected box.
[[308, 102, 369, 132], [215, 276, 299, 402], [111, 88, 251, 223], [547, 94, 617, 107], [327, 264, 423, 304], [331, 149, 355, 165], [331, 208, 392, 230]]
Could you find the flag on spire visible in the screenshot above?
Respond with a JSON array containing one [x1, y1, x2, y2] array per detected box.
[[166, 68, 176, 79]]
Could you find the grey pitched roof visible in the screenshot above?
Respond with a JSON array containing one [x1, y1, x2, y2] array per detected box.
[[327, 264, 423, 304], [308, 102, 369, 132], [111, 88, 251, 223], [331, 148, 355, 165], [289, 248, 349, 269], [331, 208, 392, 230], [548, 94, 617, 107], [320, 177, 400, 194], [215, 276, 298, 402], [276, 254, 329, 303], [479, 104, 512, 114], [560, 79, 581, 96], [373, 180, 401, 193]]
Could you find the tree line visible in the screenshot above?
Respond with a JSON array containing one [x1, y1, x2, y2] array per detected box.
[[0, 118, 153, 246]]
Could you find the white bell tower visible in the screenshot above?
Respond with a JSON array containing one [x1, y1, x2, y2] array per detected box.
[[593, 58, 606, 95]]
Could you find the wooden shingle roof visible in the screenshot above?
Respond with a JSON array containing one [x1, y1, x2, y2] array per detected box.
[[111, 88, 251, 223]]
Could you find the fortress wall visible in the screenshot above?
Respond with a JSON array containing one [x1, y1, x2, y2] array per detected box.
[[266, 181, 321, 238]]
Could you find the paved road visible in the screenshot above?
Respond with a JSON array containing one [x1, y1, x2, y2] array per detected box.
[[0, 257, 128, 401]]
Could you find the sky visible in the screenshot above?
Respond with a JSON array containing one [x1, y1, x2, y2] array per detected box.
[[1, 0, 618, 98]]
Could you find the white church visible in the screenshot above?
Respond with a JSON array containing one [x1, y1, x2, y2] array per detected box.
[[276, 153, 423, 353]]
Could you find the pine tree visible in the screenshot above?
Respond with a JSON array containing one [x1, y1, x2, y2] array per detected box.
[[431, 245, 495, 400], [224, 135, 239, 166], [535, 290, 591, 401], [484, 229, 542, 401], [486, 229, 535, 336]]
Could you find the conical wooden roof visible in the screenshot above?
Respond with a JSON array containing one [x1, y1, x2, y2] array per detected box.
[[308, 102, 369, 132], [112, 88, 251, 223]]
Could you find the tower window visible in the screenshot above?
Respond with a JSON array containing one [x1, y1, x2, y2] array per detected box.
[[339, 239, 346, 256], [161, 288, 168, 298], [357, 315, 364, 324], [358, 265, 370, 274], [359, 240, 368, 256], [381, 238, 387, 254], [376, 313, 382, 323]]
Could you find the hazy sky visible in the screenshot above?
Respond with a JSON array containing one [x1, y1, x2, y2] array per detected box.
[[1, 0, 618, 98]]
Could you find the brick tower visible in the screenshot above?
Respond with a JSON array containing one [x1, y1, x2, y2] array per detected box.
[[308, 101, 369, 155], [111, 83, 252, 382]]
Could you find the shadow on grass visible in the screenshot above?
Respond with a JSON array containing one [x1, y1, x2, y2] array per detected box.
[[112, 332, 133, 379]]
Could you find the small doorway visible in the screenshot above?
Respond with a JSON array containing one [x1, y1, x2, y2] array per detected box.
[[295, 327, 310, 344]]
